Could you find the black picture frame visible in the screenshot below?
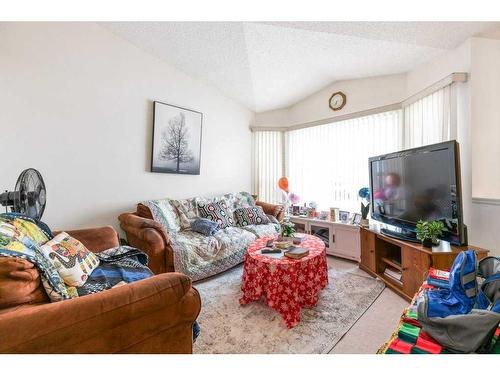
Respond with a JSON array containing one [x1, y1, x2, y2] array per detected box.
[[151, 101, 203, 175]]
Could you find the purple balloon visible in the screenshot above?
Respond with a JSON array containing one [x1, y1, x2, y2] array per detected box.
[[288, 192, 300, 204]]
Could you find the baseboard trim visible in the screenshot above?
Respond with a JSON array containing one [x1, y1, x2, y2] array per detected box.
[[472, 197, 500, 206]]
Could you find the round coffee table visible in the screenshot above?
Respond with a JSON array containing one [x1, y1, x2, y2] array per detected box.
[[239, 234, 328, 328]]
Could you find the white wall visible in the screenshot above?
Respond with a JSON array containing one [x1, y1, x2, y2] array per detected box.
[[467, 37, 500, 255], [406, 40, 471, 96], [470, 37, 500, 199], [0, 22, 254, 231], [253, 108, 290, 128], [254, 74, 406, 127]]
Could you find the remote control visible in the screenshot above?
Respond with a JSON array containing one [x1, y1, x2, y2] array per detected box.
[[261, 248, 281, 254]]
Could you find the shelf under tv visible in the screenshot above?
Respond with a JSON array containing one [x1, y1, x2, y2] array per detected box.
[[379, 272, 403, 289], [381, 257, 402, 272], [359, 226, 490, 301]]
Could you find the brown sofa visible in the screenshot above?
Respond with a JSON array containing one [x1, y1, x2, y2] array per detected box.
[[119, 200, 284, 275], [0, 226, 201, 354]]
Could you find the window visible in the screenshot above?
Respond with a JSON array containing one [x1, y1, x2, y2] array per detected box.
[[286, 110, 402, 212], [403, 85, 452, 148], [252, 84, 455, 212], [252, 130, 283, 203]]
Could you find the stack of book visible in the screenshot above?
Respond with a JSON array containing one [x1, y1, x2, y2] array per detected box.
[[426, 268, 450, 289], [284, 246, 309, 259], [384, 266, 402, 283]]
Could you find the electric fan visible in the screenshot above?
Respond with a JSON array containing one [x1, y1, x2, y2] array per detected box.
[[0, 168, 47, 220]]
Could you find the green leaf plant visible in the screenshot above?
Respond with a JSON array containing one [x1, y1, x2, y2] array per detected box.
[[415, 220, 445, 246]]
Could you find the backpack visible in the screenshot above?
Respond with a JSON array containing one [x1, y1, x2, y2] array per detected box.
[[417, 250, 500, 353]]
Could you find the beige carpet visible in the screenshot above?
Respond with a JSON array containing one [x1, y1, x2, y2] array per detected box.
[[193, 263, 385, 354]]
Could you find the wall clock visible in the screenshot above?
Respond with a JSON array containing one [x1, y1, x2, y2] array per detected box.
[[329, 91, 346, 111]]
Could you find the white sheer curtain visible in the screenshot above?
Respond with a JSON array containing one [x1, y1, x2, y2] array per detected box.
[[403, 85, 452, 148], [286, 110, 403, 212], [252, 130, 283, 203]]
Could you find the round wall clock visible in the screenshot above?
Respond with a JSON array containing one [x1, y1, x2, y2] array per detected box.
[[329, 91, 346, 111]]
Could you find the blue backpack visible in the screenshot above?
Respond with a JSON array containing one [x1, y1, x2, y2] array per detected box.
[[417, 250, 500, 353]]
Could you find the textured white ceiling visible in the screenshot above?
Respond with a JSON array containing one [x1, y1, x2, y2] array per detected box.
[[101, 22, 500, 112]]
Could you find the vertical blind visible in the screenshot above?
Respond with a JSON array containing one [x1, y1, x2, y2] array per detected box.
[[253, 84, 454, 211], [403, 85, 452, 148], [252, 130, 283, 203], [286, 110, 402, 212]]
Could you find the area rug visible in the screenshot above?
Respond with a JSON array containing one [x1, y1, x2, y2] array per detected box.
[[193, 265, 385, 354]]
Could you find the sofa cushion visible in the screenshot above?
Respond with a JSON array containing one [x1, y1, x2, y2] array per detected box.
[[170, 198, 198, 230], [141, 199, 180, 233], [142, 192, 255, 233], [234, 206, 270, 227], [40, 232, 100, 287], [267, 214, 280, 225], [223, 192, 255, 211], [242, 223, 280, 238], [171, 227, 256, 281], [0, 257, 49, 309], [212, 226, 256, 254], [197, 199, 234, 229]]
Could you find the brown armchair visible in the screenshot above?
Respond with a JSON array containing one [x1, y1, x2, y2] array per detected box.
[[118, 200, 284, 275], [0, 226, 201, 354]]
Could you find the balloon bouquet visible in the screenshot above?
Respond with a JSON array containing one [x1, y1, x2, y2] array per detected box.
[[277, 177, 300, 238], [277, 177, 300, 218]]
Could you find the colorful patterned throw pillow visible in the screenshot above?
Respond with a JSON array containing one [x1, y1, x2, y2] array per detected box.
[[197, 199, 234, 229], [41, 232, 99, 287], [234, 206, 270, 227]]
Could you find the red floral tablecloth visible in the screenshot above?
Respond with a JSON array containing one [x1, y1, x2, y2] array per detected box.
[[239, 234, 328, 328]]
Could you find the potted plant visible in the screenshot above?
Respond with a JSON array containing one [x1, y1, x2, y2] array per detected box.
[[279, 219, 296, 241], [415, 220, 445, 247], [358, 187, 370, 227]]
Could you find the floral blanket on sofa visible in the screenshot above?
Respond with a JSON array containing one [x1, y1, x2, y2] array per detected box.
[[0, 213, 154, 301], [143, 192, 280, 281]]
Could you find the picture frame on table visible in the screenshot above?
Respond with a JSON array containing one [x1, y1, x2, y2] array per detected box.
[[318, 211, 329, 220], [339, 210, 350, 223], [329, 207, 339, 222], [352, 213, 362, 225]]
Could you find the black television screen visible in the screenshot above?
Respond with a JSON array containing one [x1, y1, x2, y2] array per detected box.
[[369, 141, 465, 245]]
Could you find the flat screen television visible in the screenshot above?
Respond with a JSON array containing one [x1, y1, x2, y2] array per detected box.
[[369, 140, 466, 245]]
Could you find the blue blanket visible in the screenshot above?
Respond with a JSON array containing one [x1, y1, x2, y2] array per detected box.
[[76, 246, 153, 296]]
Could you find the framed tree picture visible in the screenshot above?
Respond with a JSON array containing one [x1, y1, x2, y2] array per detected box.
[[151, 101, 203, 175]]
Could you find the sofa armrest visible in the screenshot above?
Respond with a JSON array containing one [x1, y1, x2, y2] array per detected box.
[[118, 213, 174, 274], [0, 273, 201, 353], [54, 226, 120, 253], [256, 201, 285, 222], [118, 213, 172, 246]]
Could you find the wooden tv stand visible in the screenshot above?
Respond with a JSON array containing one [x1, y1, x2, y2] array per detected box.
[[359, 227, 489, 301]]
